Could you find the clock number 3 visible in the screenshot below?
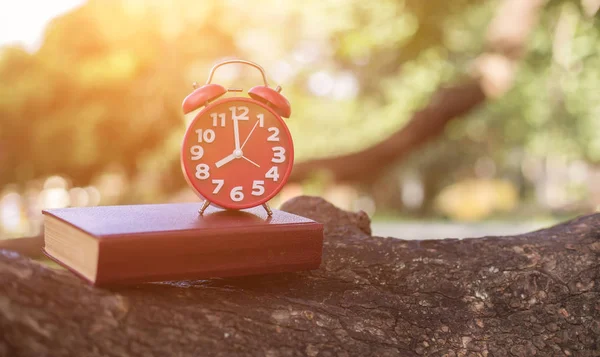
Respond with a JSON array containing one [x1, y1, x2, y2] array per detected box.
[[272, 147, 286, 163]]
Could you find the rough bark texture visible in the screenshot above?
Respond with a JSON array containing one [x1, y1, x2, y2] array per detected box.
[[1, 196, 599, 357]]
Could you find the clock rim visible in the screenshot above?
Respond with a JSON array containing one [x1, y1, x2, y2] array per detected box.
[[180, 96, 295, 210]]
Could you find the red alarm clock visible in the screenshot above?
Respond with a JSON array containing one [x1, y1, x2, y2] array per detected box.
[[181, 60, 293, 216]]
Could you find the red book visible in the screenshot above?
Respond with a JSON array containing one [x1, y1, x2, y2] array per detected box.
[[42, 203, 323, 286]]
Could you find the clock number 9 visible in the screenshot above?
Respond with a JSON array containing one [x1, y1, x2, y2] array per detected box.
[[271, 147, 286, 163], [190, 145, 204, 160], [195, 164, 210, 180]]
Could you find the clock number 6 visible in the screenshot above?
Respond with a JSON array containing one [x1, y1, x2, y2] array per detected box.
[[230, 186, 244, 202], [195, 164, 210, 180]]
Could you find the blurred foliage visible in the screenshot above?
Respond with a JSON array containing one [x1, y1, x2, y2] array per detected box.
[[435, 179, 518, 221], [0, 0, 598, 220]]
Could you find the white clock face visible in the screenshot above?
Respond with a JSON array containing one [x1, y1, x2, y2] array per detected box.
[[181, 97, 294, 209]]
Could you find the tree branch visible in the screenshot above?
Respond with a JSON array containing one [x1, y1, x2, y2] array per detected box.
[[1, 196, 599, 356], [290, 81, 485, 183], [291, 0, 548, 184]]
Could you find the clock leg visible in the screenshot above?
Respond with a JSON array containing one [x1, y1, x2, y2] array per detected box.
[[262, 203, 273, 216], [198, 200, 211, 215]]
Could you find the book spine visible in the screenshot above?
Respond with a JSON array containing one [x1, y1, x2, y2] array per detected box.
[[94, 224, 323, 286]]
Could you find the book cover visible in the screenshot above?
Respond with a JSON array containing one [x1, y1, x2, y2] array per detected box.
[[43, 203, 323, 286]]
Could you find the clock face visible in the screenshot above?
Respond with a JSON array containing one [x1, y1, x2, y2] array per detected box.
[[181, 97, 294, 209]]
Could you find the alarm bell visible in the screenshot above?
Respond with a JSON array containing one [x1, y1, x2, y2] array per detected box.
[[248, 85, 291, 118], [182, 84, 227, 114], [181, 59, 291, 118]]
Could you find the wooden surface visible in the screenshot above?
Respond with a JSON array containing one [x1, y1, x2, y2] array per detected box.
[[1, 196, 599, 356]]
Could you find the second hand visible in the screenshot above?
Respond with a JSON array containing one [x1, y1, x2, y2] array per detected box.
[[241, 120, 260, 149], [242, 156, 260, 168]]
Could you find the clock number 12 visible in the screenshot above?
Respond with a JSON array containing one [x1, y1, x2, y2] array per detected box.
[[229, 106, 249, 121]]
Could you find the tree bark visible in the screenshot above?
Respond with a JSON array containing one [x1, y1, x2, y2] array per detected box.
[[1, 196, 599, 357]]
